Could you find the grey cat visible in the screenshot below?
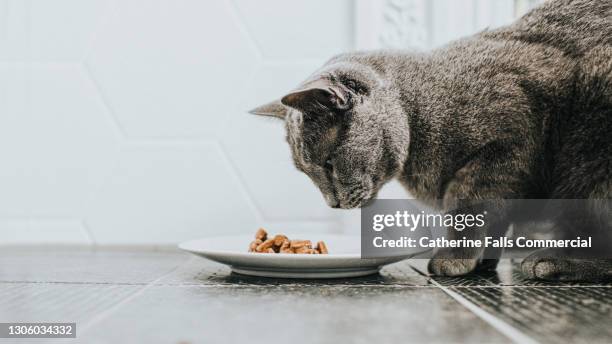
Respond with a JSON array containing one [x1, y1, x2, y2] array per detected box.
[[251, 0, 612, 281]]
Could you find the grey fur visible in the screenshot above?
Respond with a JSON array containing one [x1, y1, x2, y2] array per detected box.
[[251, 0, 612, 281]]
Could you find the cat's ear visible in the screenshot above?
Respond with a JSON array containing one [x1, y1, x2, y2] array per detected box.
[[281, 78, 349, 113], [249, 100, 287, 119]]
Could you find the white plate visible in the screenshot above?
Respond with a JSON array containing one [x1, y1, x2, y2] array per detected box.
[[178, 235, 426, 279]]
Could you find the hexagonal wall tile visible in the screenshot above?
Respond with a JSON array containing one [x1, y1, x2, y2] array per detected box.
[[0, 64, 120, 217], [0, 64, 28, 216], [0, 219, 92, 244], [0, 1, 27, 60], [85, 142, 259, 244], [222, 61, 340, 221], [233, 0, 354, 59], [0, 0, 114, 60], [31, 0, 115, 61], [0, 1, 14, 59], [87, 0, 258, 139]]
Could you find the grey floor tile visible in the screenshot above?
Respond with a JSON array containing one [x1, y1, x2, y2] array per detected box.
[[410, 259, 612, 343], [0, 248, 188, 284], [0, 283, 140, 326], [449, 286, 612, 344], [5, 248, 611, 344], [82, 285, 512, 344]]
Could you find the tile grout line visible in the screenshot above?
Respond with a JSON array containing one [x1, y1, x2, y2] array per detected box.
[[410, 266, 540, 344], [0, 279, 608, 288], [77, 262, 185, 335], [0, 280, 441, 288]]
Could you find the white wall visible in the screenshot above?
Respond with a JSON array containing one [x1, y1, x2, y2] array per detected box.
[[0, 0, 354, 245], [355, 0, 544, 50], [0, 0, 540, 245]]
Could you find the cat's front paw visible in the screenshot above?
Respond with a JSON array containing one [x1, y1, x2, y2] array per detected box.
[[428, 247, 487, 276], [521, 257, 568, 281], [428, 257, 478, 276], [522, 248, 612, 282]]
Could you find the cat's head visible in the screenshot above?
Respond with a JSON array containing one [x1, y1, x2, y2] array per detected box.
[[250, 55, 409, 209]]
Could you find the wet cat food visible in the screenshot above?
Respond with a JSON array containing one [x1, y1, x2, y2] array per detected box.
[[248, 228, 328, 254]]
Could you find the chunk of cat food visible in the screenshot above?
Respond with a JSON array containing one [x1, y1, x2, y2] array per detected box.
[[256, 238, 275, 252], [316, 241, 328, 254], [248, 239, 263, 252], [279, 240, 292, 253], [289, 240, 312, 249], [247, 228, 328, 254], [273, 234, 288, 246], [294, 246, 315, 254], [255, 228, 267, 241]]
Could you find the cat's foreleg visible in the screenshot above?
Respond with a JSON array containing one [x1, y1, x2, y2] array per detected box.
[[427, 144, 524, 276], [522, 198, 612, 281], [427, 205, 509, 276]]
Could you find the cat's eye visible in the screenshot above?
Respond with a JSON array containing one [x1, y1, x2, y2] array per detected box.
[[345, 80, 357, 91], [344, 79, 366, 94], [324, 159, 333, 170]]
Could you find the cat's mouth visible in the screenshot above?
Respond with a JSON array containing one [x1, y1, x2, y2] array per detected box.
[[333, 182, 378, 209], [338, 195, 375, 209]]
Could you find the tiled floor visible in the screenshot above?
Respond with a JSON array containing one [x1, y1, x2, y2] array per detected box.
[[0, 248, 611, 343]]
